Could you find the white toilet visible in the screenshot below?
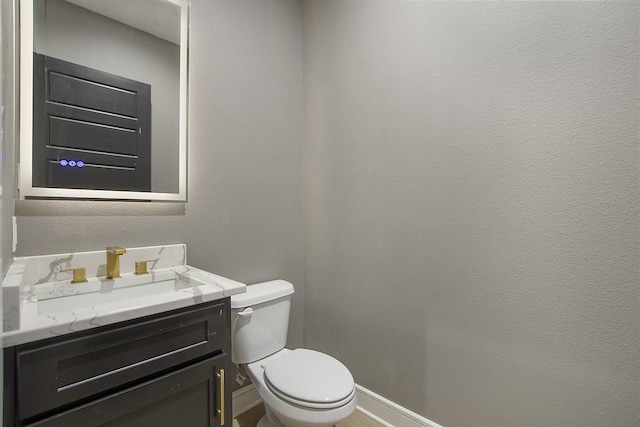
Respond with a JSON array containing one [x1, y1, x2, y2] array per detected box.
[[231, 280, 357, 427]]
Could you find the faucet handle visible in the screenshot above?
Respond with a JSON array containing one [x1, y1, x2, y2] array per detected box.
[[134, 260, 156, 275], [60, 267, 88, 284], [106, 246, 126, 255]]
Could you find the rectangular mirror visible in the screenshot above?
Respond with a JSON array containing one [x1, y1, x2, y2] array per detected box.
[[19, 0, 189, 201]]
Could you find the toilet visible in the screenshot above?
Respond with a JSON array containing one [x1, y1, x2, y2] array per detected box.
[[231, 280, 357, 427]]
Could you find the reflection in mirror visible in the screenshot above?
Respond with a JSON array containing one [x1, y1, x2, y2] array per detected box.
[[20, 0, 188, 201]]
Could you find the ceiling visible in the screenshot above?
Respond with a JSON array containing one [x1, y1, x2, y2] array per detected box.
[[65, 0, 181, 45]]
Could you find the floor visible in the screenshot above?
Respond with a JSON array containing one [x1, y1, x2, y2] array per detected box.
[[233, 403, 383, 427]]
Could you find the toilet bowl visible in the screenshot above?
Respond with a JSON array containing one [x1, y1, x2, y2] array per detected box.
[[231, 280, 357, 427], [246, 349, 357, 427]]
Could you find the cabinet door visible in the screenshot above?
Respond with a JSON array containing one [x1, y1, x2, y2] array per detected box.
[[26, 354, 228, 427]]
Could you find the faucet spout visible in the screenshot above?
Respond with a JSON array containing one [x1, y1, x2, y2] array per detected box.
[[106, 246, 126, 279]]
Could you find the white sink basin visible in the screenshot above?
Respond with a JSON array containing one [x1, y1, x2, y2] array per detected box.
[[35, 269, 207, 315]]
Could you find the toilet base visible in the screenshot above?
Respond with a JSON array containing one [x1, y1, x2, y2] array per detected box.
[[252, 400, 346, 427], [257, 406, 285, 427], [260, 404, 343, 427]]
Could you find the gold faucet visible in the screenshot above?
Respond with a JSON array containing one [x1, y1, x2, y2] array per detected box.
[[106, 246, 126, 279]]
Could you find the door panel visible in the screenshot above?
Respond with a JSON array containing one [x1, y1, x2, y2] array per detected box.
[[47, 160, 137, 191], [47, 71, 139, 118], [48, 116, 137, 156], [32, 53, 151, 192]]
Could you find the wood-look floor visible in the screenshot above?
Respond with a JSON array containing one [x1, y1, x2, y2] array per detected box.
[[233, 403, 383, 427]]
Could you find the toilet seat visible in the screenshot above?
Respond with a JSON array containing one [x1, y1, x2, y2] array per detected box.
[[265, 375, 356, 409], [263, 349, 355, 409]]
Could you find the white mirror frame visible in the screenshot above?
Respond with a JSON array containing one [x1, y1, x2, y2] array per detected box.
[[19, 0, 189, 201]]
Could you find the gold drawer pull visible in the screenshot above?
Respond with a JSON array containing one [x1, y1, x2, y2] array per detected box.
[[217, 369, 225, 425]]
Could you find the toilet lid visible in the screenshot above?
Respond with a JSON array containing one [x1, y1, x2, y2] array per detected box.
[[264, 349, 355, 405]]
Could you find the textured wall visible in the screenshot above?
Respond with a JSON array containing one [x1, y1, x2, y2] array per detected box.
[[9, 1, 640, 425], [14, 0, 304, 348], [303, 1, 639, 426]]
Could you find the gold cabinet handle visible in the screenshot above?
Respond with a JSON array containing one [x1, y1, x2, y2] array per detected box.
[[60, 268, 88, 284], [134, 259, 156, 275], [217, 369, 225, 425]]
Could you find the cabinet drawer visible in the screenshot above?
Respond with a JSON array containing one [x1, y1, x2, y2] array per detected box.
[[17, 300, 229, 420], [26, 353, 228, 427]]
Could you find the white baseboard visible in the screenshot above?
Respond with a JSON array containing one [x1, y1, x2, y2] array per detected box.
[[232, 384, 262, 418], [355, 385, 443, 427], [232, 383, 443, 427]]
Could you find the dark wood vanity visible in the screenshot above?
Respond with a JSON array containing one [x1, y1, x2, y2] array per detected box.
[[3, 299, 232, 427]]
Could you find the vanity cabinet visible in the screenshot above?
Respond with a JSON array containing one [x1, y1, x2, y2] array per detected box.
[[4, 299, 232, 427]]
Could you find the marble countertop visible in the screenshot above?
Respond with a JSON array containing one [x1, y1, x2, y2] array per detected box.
[[2, 245, 246, 347]]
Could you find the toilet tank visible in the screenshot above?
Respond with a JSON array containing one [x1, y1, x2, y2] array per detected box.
[[231, 280, 294, 364]]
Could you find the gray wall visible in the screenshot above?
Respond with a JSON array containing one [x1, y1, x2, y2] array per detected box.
[[14, 0, 304, 348], [35, 0, 180, 193], [2, 0, 16, 277], [1, 2, 4, 415], [303, 1, 639, 426]]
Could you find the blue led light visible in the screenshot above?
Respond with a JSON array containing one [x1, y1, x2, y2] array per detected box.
[[59, 159, 85, 168]]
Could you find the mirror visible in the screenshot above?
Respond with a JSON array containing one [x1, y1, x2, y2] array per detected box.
[[19, 0, 188, 201]]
